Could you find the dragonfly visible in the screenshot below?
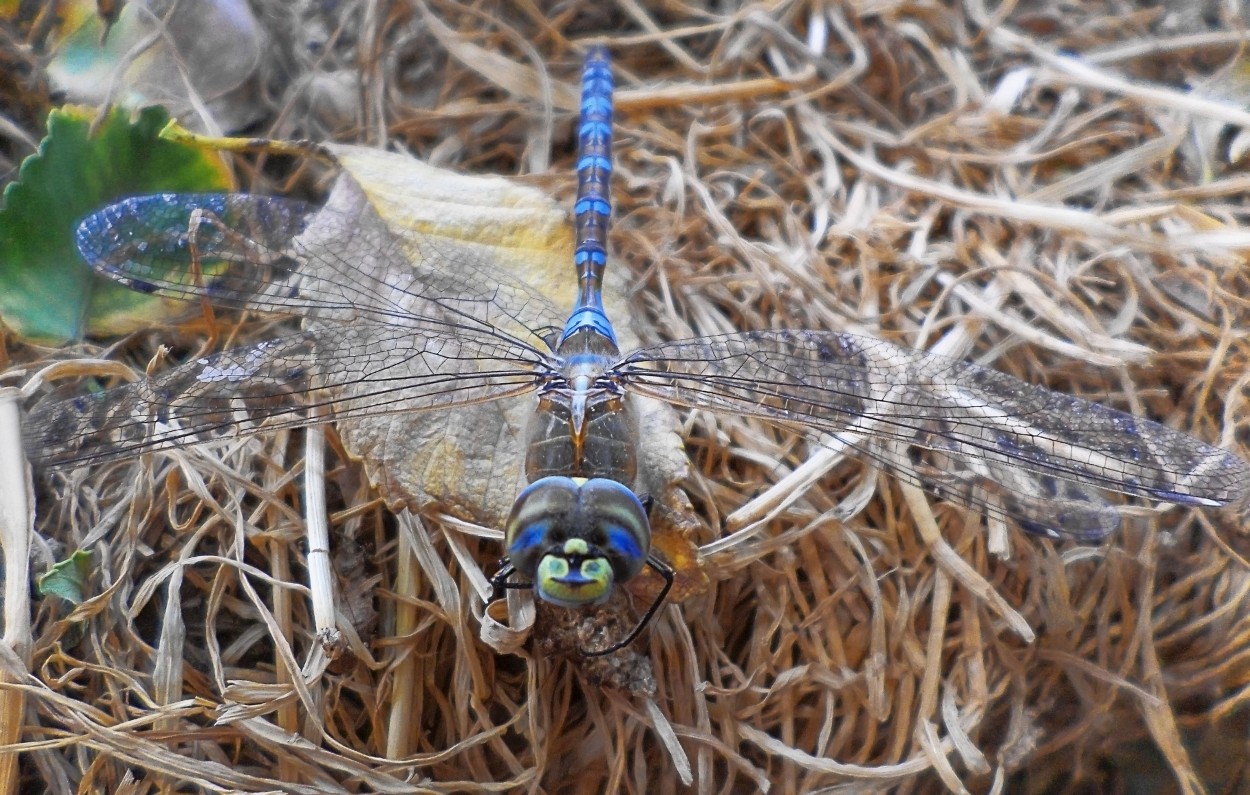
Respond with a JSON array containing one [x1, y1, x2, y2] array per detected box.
[[24, 47, 1250, 656]]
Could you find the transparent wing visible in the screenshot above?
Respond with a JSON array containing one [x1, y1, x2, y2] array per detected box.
[[74, 191, 565, 335], [25, 317, 552, 469], [618, 329, 1250, 540], [29, 190, 573, 469]]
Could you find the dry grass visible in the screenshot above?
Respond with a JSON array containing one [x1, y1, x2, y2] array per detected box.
[[5, 0, 1250, 792]]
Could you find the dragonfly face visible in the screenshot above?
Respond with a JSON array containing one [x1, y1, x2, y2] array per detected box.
[[503, 476, 649, 608], [22, 47, 1250, 657]]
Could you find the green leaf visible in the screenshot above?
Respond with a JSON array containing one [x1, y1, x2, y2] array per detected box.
[[0, 105, 233, 343], [38, 549, 94, 604]]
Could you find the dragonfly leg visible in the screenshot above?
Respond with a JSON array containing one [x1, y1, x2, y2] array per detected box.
[[488, 560, 531, 603], [580, 553, 674, 658]]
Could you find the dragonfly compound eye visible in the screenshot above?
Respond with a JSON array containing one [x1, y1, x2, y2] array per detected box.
[[504, 476, 650, 608]]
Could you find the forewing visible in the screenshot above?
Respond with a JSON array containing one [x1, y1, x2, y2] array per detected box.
[[74, 188, 564, 337], [618, 329, 1250, 540]]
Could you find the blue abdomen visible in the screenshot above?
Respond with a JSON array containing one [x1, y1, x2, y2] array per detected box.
[[560, 46, 618, 348]]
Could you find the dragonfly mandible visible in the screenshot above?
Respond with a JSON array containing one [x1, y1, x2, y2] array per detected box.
[[23, 47, 1250, 655]]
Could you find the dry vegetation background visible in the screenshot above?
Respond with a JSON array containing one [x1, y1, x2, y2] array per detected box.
[[4, 0, 1250, 792]]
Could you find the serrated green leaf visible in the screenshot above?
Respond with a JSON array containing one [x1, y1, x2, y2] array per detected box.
[[0, 105, 233, 343], [38, 549, 94, 604]]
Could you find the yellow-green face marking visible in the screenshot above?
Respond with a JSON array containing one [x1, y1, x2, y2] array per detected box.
[[534, 537, 614, 607]]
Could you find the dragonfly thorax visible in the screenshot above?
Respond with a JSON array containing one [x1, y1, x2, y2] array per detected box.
[[503, 476, 650, 608], [525, 383, 637, 484], [526, 326, 635, 481]]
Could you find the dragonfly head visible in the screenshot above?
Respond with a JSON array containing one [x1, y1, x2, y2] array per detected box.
[[504, 476, 649, 607]]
